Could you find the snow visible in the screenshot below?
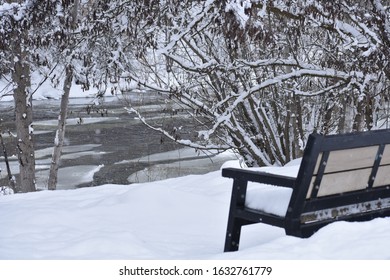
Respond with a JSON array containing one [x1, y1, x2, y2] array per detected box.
[[246, 184, 292, 217], [1, 158, 390, 260], [225, 0, 251, 27], [125, 148, 239, 183], [245, 161, 300, 216], [33, 117, 119, 127], [0, 2, 26, 22], [1, 144, 105, 189], [35, 165, 104, 190], [0, 70, 121, 102]]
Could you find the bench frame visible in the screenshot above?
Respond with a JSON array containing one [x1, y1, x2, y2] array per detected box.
[[223, 129, 390, 252]]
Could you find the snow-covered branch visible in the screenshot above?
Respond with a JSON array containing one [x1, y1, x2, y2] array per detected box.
[[126, 106, 230, 151]]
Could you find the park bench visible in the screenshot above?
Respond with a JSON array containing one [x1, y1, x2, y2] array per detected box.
[[222, 129, 390, 252]]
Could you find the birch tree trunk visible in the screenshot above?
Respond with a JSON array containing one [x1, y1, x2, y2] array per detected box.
[[47, 0, 78, 190], [48, 66, 73, 190]]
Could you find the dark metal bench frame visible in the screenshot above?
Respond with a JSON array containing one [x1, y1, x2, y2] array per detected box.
[[223, 129, 390, 252]]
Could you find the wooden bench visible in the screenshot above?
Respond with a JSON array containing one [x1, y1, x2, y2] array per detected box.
[[222, 129, 390, 252]]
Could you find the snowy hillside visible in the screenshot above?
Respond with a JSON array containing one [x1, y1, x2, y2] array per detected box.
[[1, 159, 390, 260]]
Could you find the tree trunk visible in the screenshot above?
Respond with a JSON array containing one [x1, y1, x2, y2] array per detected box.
[[338, 96, 347, 133], [0, 132, 16, 192], [48, 66, 73, 190], [47, 0, 79, 190], [364, 95, 374, 130], [353, 99, 364, 132], [12, 30, 36, 193]]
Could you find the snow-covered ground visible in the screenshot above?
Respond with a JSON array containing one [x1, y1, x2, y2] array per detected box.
[[1, 158, 390, 260], [2, 74, 390, 261]]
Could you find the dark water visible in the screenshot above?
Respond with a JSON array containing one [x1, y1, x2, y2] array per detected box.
[[1, 92, 227, 189]]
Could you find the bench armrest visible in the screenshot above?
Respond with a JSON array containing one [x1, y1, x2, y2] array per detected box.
[[222, 167, 295, 188]]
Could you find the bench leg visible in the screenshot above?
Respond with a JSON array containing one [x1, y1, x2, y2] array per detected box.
[[224, 217, 245, 252], [224, 178, 248, 252]]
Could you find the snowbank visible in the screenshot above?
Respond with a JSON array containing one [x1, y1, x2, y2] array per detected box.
[[1, 160, 390, 260]]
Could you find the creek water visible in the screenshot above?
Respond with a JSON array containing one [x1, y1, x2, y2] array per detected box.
[[0, 92, 236, 189]]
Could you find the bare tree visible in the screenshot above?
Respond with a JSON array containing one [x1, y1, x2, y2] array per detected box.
[[1, 0, 130, 191], [117, 0, 390, 166], [47, 0, 79, 190], [46, 0, 136, 190], [1, 1, 85, 191], [1, 1, 37, 192]]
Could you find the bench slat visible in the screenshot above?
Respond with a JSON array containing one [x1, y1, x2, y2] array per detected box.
[[374, 164, 390, 187], [309, 168, 372, 197], [381, 144, 390, 165], [313, 146, 378, 175], [301, 197, 390, 223], [303, 185, 390, 212]]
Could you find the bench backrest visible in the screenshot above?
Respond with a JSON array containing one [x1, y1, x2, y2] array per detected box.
[[286, 129, 390, 224]]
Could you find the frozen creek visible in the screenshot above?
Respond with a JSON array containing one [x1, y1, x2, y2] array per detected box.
[[0, 92, 237, 189]]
